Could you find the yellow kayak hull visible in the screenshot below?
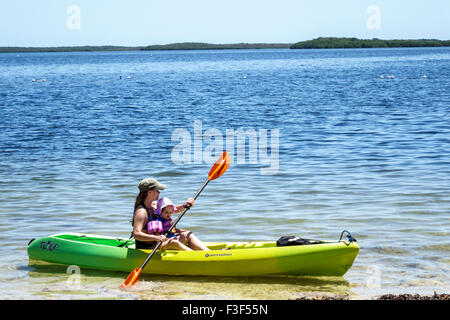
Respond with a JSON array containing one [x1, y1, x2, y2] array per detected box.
[[28, 233, 359, 277]]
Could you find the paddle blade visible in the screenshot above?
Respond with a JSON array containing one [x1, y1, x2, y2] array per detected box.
[[208, 151, 231, 180], [119, 267, 142, 288]]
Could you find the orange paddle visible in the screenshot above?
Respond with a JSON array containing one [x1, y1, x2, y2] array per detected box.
[[120, 151, 231, 288]]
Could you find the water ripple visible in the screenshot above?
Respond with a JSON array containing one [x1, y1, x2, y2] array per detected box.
[[0, 47, 449, 299]]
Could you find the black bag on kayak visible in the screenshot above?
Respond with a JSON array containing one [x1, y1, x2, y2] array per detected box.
[[276, 236, 322, 247]]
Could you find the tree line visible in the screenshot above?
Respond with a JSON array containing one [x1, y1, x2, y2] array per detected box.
[[291, 37, 450, 49]]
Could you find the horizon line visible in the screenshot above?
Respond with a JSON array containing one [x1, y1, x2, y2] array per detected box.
[[2, 37, 450, 49]]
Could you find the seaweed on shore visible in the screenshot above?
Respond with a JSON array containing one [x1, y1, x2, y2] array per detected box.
[[376, 293, 449, 300], [295, 292, 449, 300], [296, 295, 349, 300]]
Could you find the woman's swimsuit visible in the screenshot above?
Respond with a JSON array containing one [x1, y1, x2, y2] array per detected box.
[[134, 205, 157, 250], [134, 205, 180, 249]]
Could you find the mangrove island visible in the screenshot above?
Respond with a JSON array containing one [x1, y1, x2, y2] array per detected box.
[[1, 38, 450, 53], [291, 37, 450, 49]]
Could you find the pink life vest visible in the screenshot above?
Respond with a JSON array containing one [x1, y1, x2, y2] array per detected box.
[[147, 220, 163, 234], [147, 217, 175, 235]]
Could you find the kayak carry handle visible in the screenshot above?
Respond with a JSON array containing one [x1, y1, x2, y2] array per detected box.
[[338, 230, 357, 243]]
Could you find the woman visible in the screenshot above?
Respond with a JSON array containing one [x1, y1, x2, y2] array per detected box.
[[132, 177, 210, 251]]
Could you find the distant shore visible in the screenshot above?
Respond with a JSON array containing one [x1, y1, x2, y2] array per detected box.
[[291, 37, 450, 49], [1, 38, 449, 53], [0, 43, 291, 53]]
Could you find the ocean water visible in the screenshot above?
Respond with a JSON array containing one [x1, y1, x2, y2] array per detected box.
[[0, 47, 449, 300]]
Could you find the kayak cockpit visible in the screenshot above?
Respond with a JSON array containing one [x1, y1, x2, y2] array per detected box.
[[50, 233, 281, 250]]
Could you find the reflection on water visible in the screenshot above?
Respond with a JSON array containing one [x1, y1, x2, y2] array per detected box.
[[26, 263, 352, 300]]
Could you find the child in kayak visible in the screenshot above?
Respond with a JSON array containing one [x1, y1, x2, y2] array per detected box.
[[148, 197, 182, 240], [132, 178, 211, 251], [147, 197, 210, 251]]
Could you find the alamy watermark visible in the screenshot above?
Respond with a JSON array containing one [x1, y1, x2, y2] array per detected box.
[[67, 5, 81, 30], [64, 265, 115, 296], [66, 265, 81, 289], [366, 265, 382, 289], [171, 120, 279, 175], [366, 5, 381, 30]]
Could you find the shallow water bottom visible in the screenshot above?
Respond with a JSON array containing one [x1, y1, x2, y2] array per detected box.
[[3, 260, 448, 300], [10, 263, 356, 300]]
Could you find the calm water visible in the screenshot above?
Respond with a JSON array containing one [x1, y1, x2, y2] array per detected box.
[[0, 48, 449, 299]]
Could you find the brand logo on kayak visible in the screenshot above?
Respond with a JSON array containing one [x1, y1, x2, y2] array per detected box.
[[205, 253, 232, 258], [171, 120, 279, 175], [40, 241, 59, 252]]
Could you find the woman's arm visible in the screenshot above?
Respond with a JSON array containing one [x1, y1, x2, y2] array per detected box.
[[175, 198, 195, 213]]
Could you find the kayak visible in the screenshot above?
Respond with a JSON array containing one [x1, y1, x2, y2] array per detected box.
[[27, 232, 359, 277]]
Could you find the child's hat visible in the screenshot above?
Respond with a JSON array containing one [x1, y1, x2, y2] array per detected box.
[[154, 197, 175, 216]]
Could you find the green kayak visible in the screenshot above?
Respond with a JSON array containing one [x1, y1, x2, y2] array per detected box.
[[27, 232, 359, 277]]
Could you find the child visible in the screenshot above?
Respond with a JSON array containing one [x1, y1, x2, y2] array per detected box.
[[147, 197, 180, 239], [147, 197, 210, 251]]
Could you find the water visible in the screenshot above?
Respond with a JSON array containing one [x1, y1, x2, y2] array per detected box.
[[0, 47, 449, 299]]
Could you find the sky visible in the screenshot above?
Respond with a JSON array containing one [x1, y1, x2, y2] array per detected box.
[[0, 0, 449, 47]]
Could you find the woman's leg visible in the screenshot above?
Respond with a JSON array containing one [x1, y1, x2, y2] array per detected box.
[[179, 231, 210, 251]]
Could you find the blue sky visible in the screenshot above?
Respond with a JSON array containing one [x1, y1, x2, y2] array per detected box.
[[1, 0, 449, 47]]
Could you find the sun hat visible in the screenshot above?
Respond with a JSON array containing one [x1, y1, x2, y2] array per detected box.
[[138, 178, 166, 192], [154, 197, 175, 216]]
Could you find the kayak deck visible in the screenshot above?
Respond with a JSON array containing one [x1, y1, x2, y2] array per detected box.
[[48, 233, 280, 249], [28, 233, 359, 277]]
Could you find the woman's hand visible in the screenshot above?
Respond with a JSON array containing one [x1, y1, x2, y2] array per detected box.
[[175, 198, 195, 213], [184, 198, 195, 209], [157, 235, 167, 242]]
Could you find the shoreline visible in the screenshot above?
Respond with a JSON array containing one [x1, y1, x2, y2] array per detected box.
[[0, 43, 292, 54], [291, 37, 450, 49], [296, 293, 449, 300], [2, 38, 450, 53]]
